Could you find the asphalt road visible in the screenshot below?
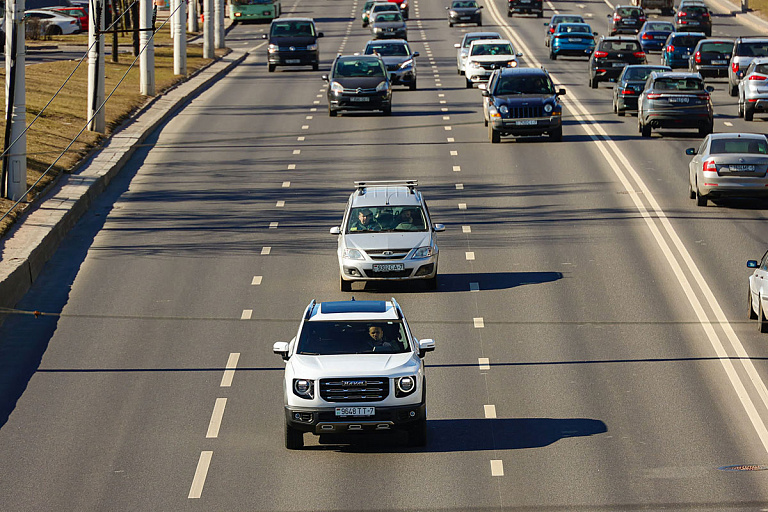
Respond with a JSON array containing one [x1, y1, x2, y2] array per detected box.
[[1, 0, 768, 509]]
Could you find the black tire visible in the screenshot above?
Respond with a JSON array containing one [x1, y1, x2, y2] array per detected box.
[[760, 303, 768, 333], [329, 107, 337, 117], [749, 289, 758, 320], [549, 126, 562, 142], [312, 63, 319, 71], [507, 10, 512, 17], [484, 115, 488, 127], [537, 11, 543, 18], [449, 22, 453, 27], [409, 80, 417, 91], [268, 63, 276, 73], [745, 104, 754, 122], [407, 419, 428, 447], [729, 83, 738, 97], [738, 98, 744, 118], [695, 181, 707, 207], [688, 177, 696, 199], [340, 277, 351, 291], [383, 105, 392, 116], [641, 121, 651, 138], [46, 25, 63, 36], [617, 108, 625, 117], [590, 77, 598, 89], [549, 49, 556, 60], [466, 79, 473, 89], [285, 423, 304, 450], [489, 124, 500, 143], [699, 121, 713, 136]]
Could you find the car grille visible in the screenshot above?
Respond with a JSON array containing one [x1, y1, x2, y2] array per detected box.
[[362, 269, 412, 278], [479, 61, 509, 70], [277, 46, 309, 51], [367, 248, 411, 260], [320, 378, 389, 402], [342, 87, 378, 94], [386, 63, 400, 71], [508, 105, 545, 118]]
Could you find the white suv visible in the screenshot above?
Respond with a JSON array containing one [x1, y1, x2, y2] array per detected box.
[[330, 180, 445, 291], [273, 298, 436, 449]]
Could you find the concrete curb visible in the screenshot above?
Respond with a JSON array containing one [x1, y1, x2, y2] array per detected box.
[[0, 47, 249, 316], [706, 0, 768, 33]]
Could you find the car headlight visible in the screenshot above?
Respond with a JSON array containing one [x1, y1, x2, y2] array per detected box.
[[307, 43, 318, 51], [508, 60, 518, 67], [468, 61, 480, 69], [498, 105, 509, 115], [268, 43, 278, 53], [474, 9, 481, 13], [544, 104, 553, 113], [293, 379, 314, 399], [343, 247, 364, 259], [449, 10, 457, 15], [376, 80, 389, 92], [330, 81, 344, 94], [413, 246, 434, 258], [374, 27, 383, 32], [395, 375, 417, 397], [402, 0, 408, 8], [399, 58, 414, 69]]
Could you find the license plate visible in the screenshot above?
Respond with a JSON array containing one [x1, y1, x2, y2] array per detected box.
[[335, 407, 375, 417], [687, 21, 699, 24], [712, 60, 727, 65], [613, 62, 626, 67], [372, 263, 405, 272], [460, 16, 470, 19], [625, 18, 636, 23], [350, 96, 370, 102], [655, 35, 667, 39], [285, 59, 300, 64], [569, 38, 582, 42], [515, 119, 537, 125], [668, 97, 690, 103], [728, 165, 756, 171]]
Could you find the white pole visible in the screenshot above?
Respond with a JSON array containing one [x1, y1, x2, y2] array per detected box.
[[174, 0, 187, 75], [169, 0, 176, 38], [203, 0, 213, 58], [214, 0, 224, 49], [188, 0, 198, 32], [5, 0, 26, 201], [140, 0, 155, 95], [87, 0, 105, 133]]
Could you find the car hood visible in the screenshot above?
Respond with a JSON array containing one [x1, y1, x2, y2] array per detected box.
[[494, 93, 555, 105], [469, 55, 515, 63], [451, 7, 480, 13], [381, 55, 411, 66], [290, 353, 419, 378], [372, 21, 406, 29], [333, 76, 388, 88], [269, 35, 317, 46], [345, 231, 432, 251]]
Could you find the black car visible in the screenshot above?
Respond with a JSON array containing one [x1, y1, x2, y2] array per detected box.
[[589, 36, 646, 88], [675, 2, 711, 36], [324, 55, 392, 116], [608, 5, 646, 36], [481, 67, 566, 143], [263, 18, 323, 72], [612, 64, 671, 116], [447, 0, 483, 26], [688, 39, 733, 78], [508, 0, 543, 18], [637, 71, 714, 137]]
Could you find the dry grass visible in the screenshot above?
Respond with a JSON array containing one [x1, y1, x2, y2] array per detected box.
[[0, 41, 228, 237]]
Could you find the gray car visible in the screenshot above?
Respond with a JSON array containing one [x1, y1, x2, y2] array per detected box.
[[364, 39, 419, 90], [370, 11, 407, 40], [728, 37, 768, 96], [454, 31, 501, 74], [637, 71, 713, 137], [446, 0, 483, 27], [685, 132, 768, 206], [738, 57, 768, 121]]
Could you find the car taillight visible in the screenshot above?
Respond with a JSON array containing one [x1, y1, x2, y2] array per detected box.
[[694, 51, 701, 63], [646, 93, 662, 99], [613, 14, 621, 21], [621, 89, 636, 95], [749, 74, 768, 80], [678, 10, 687, 16], [667, 45, 675, 53], [634, 51, 646, 59], [639, 16, 646, 21], [594, 50, 608, 58], [702, 159, 717, 173], [702, 12, 710, 17], [642, 33, 653, 39], [732, 61, 739, 73], [549, 26, 555, 33]]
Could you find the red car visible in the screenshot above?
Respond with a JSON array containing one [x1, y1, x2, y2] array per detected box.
[[388, 0, 408, 19], [47, 6, 88, 32]]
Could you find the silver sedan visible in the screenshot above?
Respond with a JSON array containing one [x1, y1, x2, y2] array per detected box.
[[738, 57, 768, 121], [685, 132, 768, 206]]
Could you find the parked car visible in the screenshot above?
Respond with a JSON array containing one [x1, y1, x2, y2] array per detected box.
[[747, 250, 768, 333], [688, 38, 733, 78], [364, 39, 418, 90], [481, 66, 565, 143], [446, 0, 483, 27], [263, 18, 323, 72], [661, 31, 706, 68], [508, 0, 543, 18], [674, 1, 711, 36], [548, 22, 596, 60], [686, 133, 768, 206], [589, 36, 646, 88], [370, 11, 407, 40], [454, 31, 501, 74], [613, 64, 671, 115], [544, 14, 584, 46], [324, 55, 392, 116], [44, 6, 88, 31], [637, 21, 675, 53], [24, 9, 81, 35], [464, 39, 522, 88], [638, 71, 713, 137], [729, 37, 768, 96], [26, 0, 72, 8], [738, 57, 768, 121], [608, 5, 646, 36]]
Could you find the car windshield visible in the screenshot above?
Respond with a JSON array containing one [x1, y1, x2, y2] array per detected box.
[[710, 138, 768, 154], [271, 21, 315, 36], [347, 206, 427, 232], [672, 35, 705, 47], [374, 12, 403, 22], [471, 43, 512, 56], [297, 321, 410, 355], [557, 23, 591, 34], [683, 5, 707, 14], [365, 43, 410, 56], [654, 77, 704, 90], [646, 22, 674, 31], [738, 42, 768, 56], [700, 42, 733, 53], [463, 34, 500, 47], [452, 0, 478, 7], [495, 75, 554, 94], [335, 59, 385, 77], [372, 3, 398, 11], [625, 66, 668, 80]]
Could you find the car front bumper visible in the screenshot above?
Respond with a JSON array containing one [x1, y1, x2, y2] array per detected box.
[[329, 92, 392, 112], [340, 254, 438, 281], [491, 115, 562, 136], [372, 28, 407, 39], [286, 402, 426, 434], [268, 50, 319, 66], [449, 13, 482, 24]]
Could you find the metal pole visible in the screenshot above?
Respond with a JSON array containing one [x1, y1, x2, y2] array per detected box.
[[3, 0, 26, 201], [174, 0, 186, 75], [88, 0, 106, 133], [203, 0, 213, 58], [110, 0, 118, 62], [188, 0, 198, 32], [140, 0, 155, 95], [132, 0, 140, 56], [214, 0, 224, 49]]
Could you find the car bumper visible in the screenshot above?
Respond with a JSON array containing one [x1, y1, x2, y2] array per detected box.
[[745, 98, 768, 112], [697, 175, 768, 198], [340, 255, 438, 281], [552, 43, 594, 56], [694, 64, 729, 78], [285, 402, 426, 434], [372, 29, 407, 39], [491, 115, 562, 136], [449, 14, 481, 24], [268, 51, 319, 66], [329, 93, 391, 112], [640, 40, 666, 52], [642, 109, 711, 128]]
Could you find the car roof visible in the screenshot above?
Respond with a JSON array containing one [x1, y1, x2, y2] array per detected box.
[[708, 132, 767, 140], [307, 300, 401, 321], [669, 32, 706, 38], [469, 38, 512, 45], [350, 181, 423, 208], [650, 71, 702, 79], [271, 17, 315, 22], [366, 38, 408, 45], [498, 66, 548, 76], [601, 35, 642, 41], [463, 31, 501, 39]]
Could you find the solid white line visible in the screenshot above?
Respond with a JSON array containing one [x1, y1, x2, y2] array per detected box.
[[261, 247, 271, 255], [241, 309, 252, 320], [490, 460, 504, 476], [206, 398, 227, 438], [478, 357, 490, 370], [474, 317, 485, 328], [188, 451, 213, 499], [251, 276, 263, 286], [484, 405, 497, 418], [221, 352, 240, 387]]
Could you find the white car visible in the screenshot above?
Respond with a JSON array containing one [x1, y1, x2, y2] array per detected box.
[[25, 9, 81, 35], [464, 38, 522, 88], [454, 31, 501, 75], [748, 250, 768, 333], [273, 298, 436, 449]]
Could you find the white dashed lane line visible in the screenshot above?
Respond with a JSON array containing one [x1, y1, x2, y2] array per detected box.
[[276, 200, 285, 207], [473, 317, 485, 328], [293, 149, 301, 154], [282, 181, 291, 188], [287, 164, 296, 170], [455, 183, 463, 189], [241, 309, 253, 320], [188, 451, 213, 499], [221, 352, 240, 386], [490, 460, 504, 477], [261, 247, 272, 255], [458, 203, 467, 210], [453, 165, 461, 172], [484, 405, 497, 418], [478, 358, 490, 370], [251, 276, 263, 286], [462, 226, 471, 233], [269, 222, 279, 229], [466, 251, 475, 260], [206, 398, 228, 438]]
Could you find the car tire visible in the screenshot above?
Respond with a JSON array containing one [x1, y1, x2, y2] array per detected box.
[[285, 423, 304, 450], [466, 78, 473, 89], [329, 107, 337, 117], [695, 180, 707, 207], [507, 10, 512, 17], [409, 80, 417, 91], [738, 98, 744, 118], [590, 77, 598, 89], [449, 22, 453, 27], [688, 177, 696, 199], [478, 20, 482, 26], [749, 288, 758, 320], [760, 303, 768, 333], [549, 126, 562, 142], [549, 49, 556, 60], [617, 108, 625, 117], [340, 277, 352, 291], [312, 63, 319, 71], [640, 120, 651, 138], [489, 125, 500, 143], [46, 25, 63, 36], [538, 11, 543, 18], [484, 115, 488, 127], [268, 64, 276, 73], [545, 38, 549, 48], [745, 104, 754, 122], [699, 121, 713, 136], [407, 418, 428, 447], [383, 105, 392, 116], [729, 83, 738, 97]]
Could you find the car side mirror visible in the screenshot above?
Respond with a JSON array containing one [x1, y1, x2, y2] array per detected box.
[[318, 32, 324, 37], [606, 13, 612, 17], [706, 86, 714, 92], [322, 74, 329, 81], [454, 43, 461, 48], [445, 6, 450, 9], [557, 88, 566, 96], [433, 223, 446, 232], [480, 89, 490, 96], [330, 226, 341, 234], [418, 338, 435, 357], [748, 260, 759, 268], [412, 51, 420, 57], [685, 148, 696, 155], [479, 5, 484, 8], [478, 83, 487, 90], [516, 52, 523, 57], [273, 341, 290, 361], [593, 32, 598, 36]]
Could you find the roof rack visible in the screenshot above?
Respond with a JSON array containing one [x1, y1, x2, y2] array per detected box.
[[391, 297, 403, 319], [354, 180, 418, 193], [304, 299, 316, 320]]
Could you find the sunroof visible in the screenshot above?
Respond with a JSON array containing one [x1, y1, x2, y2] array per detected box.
[[320, 301, 388, 314]]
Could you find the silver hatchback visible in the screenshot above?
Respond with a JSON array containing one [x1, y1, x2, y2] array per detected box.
[[330, 181, 445, 291]]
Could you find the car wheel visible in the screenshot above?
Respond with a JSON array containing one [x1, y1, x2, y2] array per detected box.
[[268, 64, 276, 72], [549, 126, 562, 142], [484, 115, 488, 127], [285, 423, 304, 450], [407, 418, 428, 447], [46, 25, 63, 36], [383, 105, 392, 116], [507, 10, 512, 17], [545, 38, 549, 47], [477, 20, 482, 26], [537, 11, 543, 18], [695, 180, 707, 207], [466, 78, 472, 89], [698, 121, 713, 136], [640, 121, 651, 138], [760, 303, 768, 333], [449, 22, 453, 27], [489, 125, 500, 143], [312, 63, 319, 71], [749, 288, 758, 320], [549, 49, 556, 60], [409, 80, 417, 91], [738, 98, 744, 118], [590, 77, 598, 89], [340, 277, 352, 291], [457, 67, 461, 75], [729, 83, 738, 97], [745, 104, 754, 122], [329, 106, 337, 117], [617, 107, 625, 117], [688, 176, 696, 199]]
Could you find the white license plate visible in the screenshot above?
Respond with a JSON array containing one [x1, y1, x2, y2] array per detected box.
[[712, 60, 727, 65], [668, 97, 690, 103], [728, 165, 756, 171], [515, 119, 537, 125], [687, 21, 699, 25], [460, 16, 471, 19], [625, 19, 636, 23], [336, 407, 375, 417], [285, 59, 300, 64], [613, 62, 626, 67], [655, 35, 667, 39], [373, 263, 405, 272], [569, 38, 582, 42], [350, 96, 370, 102]]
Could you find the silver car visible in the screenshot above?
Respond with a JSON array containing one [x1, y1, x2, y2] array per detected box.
[[738, 57, 768, 121], [728, 37, 768, 96], [370, 11, 407, 40], [685, 132, 768, 206], [464, 39, 522, 88], [748, 249, 768, 333], [330, 181, 445, 291], [454, 31, 501, 75], [364, 39, 418, 90]]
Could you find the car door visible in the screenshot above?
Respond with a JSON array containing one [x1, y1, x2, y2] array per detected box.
[[754, 250, 768, 314], [690, 135, 708, 189]]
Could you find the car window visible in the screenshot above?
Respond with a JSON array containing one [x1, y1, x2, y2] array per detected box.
[[297, 321, 409, 355], [761, 250, 768, 270], [453, 0, 478, 6], [335, 59, 386, 78], [654, 77, 704, 90], [739, 42, 768, 56], [673, 35, 704, 47], [627, 67, 667, 80], [683, 5, 707, 14], [495, 75, 554, 95], [271, 21, 315, 36], [755, 63, 768, 74], [463, 34, 500, 47], [366, 43, 410, 56], [617, 7, 642, 16], [374, 12, 403, 22], [647, 22, 673, 31], [372, 3, 398, 11], [559, 23, 591, 33], [709, 138, 768, 154], [471, 43, 513, 55], [603, 41, 641, 52], [347, 206, 426, 232], [700, 42, 733, 53]]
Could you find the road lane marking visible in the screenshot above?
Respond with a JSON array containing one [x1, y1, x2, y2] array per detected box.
[[297, 136, 305, 141], [447, 136, 454, 141], [188, 451, 213, 499], [293, 149, 301, 154], [269, 222, 278, 229], [478, 357, 490, 370], [282, 181, 290, 188], [455, 183, 464, 189], [206, 398, 227, 438], [490, 460, 504, 476], [261, 247, 271, 255], [241, 309, 252, 320], [306, 116, 313, 120], [474, 317, 484, 328], [466, 251, 475, 260], [301, 125, 309, 130], [453, 165, 461, 172], [251, 276, 262, 285], [276, 201, 285, 207], [724, 121, 733, 126], [287, 164, 296, 170], [484, 405, 497, 418], [458, 203, 467, 210], [462, 226, 471, 233]]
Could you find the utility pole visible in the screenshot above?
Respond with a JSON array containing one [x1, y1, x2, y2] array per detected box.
[[88, 0, 106, 133], [2, 0, 26, 201], [174, 0, 187, 75], [203, 0, 213, 58], [140, 0, 155, 95], [214, 0, 224, 49], [188, 0, 198, 32]]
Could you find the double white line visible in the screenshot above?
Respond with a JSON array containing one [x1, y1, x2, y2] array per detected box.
[[483, 0, 768, 454]]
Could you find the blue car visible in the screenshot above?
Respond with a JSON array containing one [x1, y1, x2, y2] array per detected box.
[[638, 20, 675, 53], [661, 32, 706, 68], [548, 23, 596, 60]]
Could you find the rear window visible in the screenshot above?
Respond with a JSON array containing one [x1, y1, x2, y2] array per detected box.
[[653, 77, 704, 90], [755, 63, 768, 74], [298, 321, 410, 355], [553, 15, 583, 24], [617, 7, 643, 16], [625, 66, 668, 80], [700, 42, 733, 53], [646, 22, 674, 31], [710, 138, 768, 154], [365, 42, 410, 56], [601, 40, 641, 52], [672, 35, 705, 47], [737, 41, 768, 57], [683, 5, 708, 14], [557, 23, 591, 34]]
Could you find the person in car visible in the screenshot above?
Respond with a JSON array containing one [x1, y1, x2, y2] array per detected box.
[[395, 208, 423, 230], [367, 325, 398, 352], [349, 209, 382, 231]]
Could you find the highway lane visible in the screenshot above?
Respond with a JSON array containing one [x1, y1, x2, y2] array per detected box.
[[0, 0, 768, 509]]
